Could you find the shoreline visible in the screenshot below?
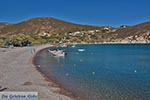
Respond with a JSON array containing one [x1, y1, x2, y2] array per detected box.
[[28, 43, 150, 100], [0, 43, 149, 100], [67, 42, 150, 45], [33, 43, 150, 100], [32, 46, 81, 100], [0, 44, 76, 100]]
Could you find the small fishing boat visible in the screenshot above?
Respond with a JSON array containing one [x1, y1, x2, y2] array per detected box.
[[48, 50, 65, 57], [61, 44, 68, 48], [71, 45, 76, 48], [78, 49, 85, 52]]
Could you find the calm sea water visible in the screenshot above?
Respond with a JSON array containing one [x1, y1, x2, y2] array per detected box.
[[35, 44, 150, 100]]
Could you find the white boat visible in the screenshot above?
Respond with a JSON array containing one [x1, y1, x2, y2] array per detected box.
[[78, 49, 85, 52], [71, 45, 76, 48], [48, 50, 65, 57], [61, 44, 68, 48], [48, 50, 56, 53]]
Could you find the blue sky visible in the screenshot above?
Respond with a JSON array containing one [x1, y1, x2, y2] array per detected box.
[[0, 0, 150, 27]]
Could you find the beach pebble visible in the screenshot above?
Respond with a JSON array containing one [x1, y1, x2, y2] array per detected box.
[[38, 65, 41, 67]]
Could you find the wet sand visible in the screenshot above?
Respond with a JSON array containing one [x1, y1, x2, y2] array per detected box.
[[0, 44, 75, 100]]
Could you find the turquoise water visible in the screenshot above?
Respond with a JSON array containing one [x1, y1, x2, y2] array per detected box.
[[35, 44, 150, 100]]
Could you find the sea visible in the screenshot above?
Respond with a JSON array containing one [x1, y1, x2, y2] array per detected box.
[[34, 44, 150, 100]]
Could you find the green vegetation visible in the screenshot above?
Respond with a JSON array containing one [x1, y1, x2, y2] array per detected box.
[[0, 34, 43, 46]]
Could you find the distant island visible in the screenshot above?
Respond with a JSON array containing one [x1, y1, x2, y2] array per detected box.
[[0, 17, 150, 46]]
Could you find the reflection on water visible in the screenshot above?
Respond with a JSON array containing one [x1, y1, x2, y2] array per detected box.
[[35, 44, 150, 100]]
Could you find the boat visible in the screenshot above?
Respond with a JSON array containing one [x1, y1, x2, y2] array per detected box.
[[48, 50, 65, 57], [71, 45, 76, 48], [78, 49, 85, 52], [61, 44, 68, 48]]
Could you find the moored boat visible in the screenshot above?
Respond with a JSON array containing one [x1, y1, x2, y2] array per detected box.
[[78, 49, 85, 52], [48, 49, 65, 57], [61, 44, 68, 48], [71, 45, 76, 48]]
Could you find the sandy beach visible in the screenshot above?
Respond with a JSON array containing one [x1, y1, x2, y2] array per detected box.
[[0, 44, 75, 100]]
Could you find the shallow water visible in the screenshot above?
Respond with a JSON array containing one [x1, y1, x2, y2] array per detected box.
[[35, 44, 150, 100]]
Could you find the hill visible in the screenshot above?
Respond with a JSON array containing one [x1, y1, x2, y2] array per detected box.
[[0, 17, 150, 45], [108, 22, 150, 43], [0, 17, 102, 36]]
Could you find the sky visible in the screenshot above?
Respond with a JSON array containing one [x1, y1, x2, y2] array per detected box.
[[0, 0, 150, 27]]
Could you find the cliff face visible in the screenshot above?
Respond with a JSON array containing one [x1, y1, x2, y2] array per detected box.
[[0, 17, 150, 43]]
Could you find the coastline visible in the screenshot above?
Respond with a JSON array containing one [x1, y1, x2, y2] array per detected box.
[[67, 42, 150, 45], [0, 43, 149, 100], [33, 45, 81, 100], [32, 43, 150, 100], [0, 44, 75, 100]]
